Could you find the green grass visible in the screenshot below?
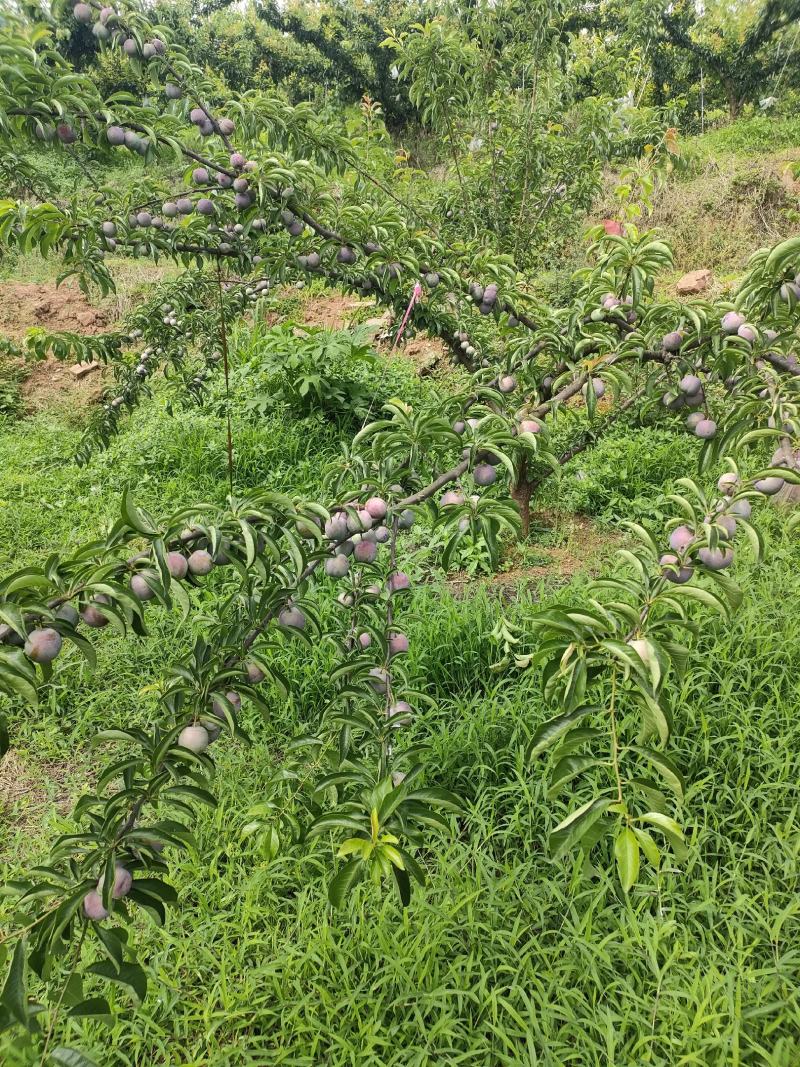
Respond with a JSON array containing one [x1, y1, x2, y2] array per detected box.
[[1, 323, 799, 1064]]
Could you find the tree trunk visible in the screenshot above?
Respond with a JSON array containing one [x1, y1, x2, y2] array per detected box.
[[511, 457, 533, 539]]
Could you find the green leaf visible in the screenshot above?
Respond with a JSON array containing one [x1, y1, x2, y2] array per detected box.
[[631, 746, 684, 802], [328, 859, 363, 909], [527, 705, 600, 758], [0, 940, 27, 1027], [550, 796, 613, 859], [67, 997, 111, 1018], [49, 1049, 100, 1067], [85, 961, 147, 1004], [614, 827, 640, 892]]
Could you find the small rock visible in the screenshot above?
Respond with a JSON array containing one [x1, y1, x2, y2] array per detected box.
[[70, 361, 101, 379], [676, 269, 712, 296]]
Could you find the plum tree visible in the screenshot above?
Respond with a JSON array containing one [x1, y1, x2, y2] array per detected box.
[[0, 2, 798, 1054]]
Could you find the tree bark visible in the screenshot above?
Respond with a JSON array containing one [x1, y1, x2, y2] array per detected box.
[[511, 456, 533, 539]]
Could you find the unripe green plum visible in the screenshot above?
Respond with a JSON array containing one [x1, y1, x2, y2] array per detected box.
[[325, 555, 350, 578], [165, 83, 182, 100], [660, 553, 692, 584], [473, 463, 497, 486], [24, 627, 62, 664], [425, 272, 440, 288], [178, 724, 210, 753], [188, 550, 214, 576], [695, 419, 717, 439], [83, 890, 109, 921], [166, 552, 189, 579], [398, 509, 415, 529]]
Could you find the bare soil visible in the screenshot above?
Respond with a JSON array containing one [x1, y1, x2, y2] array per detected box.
[[447, 512, 622, 599], [0, 279, 114, 412], [0, 280, 109, 341]]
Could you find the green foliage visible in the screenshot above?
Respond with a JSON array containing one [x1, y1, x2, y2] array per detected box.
[[0, 0, 798, 1058]]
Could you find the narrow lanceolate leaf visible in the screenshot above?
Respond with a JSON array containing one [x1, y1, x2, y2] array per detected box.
[[328, 858, 364, 909], [49, 1049, 100, 1067], [550, 796, 613, 860], [528, 705, 600, 758], [0, 940, 28, 1026], [614, 827, 640, 892], [631, 746, 684, 802]]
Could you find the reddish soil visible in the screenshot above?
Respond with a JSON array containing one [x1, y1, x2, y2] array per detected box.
[[0, 280, 109, 341], [299, 293, 366, 329], [0, 280, 112, 412]]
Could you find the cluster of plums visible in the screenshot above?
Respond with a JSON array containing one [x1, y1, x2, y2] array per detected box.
[[659, 471, 783, 581], [323, 497, 412, 576], [83, 862, 134, 921], [469, 281, 501, 317]]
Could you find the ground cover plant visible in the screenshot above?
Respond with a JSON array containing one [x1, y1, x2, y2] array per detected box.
[[0, 2, 799, 1064]]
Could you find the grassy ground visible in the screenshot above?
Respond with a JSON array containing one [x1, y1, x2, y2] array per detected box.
[[1, 304, 798, 1064], [1, 113, 799, 1064]]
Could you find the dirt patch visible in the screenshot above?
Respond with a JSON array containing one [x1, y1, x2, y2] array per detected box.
[[298, 293, 367, 330], [20, 358, 108, 414], [0, 280, 114, 412], [392, 334, 451, 376], [447, 512, 622, 598], [0, 280, 110, 342]]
